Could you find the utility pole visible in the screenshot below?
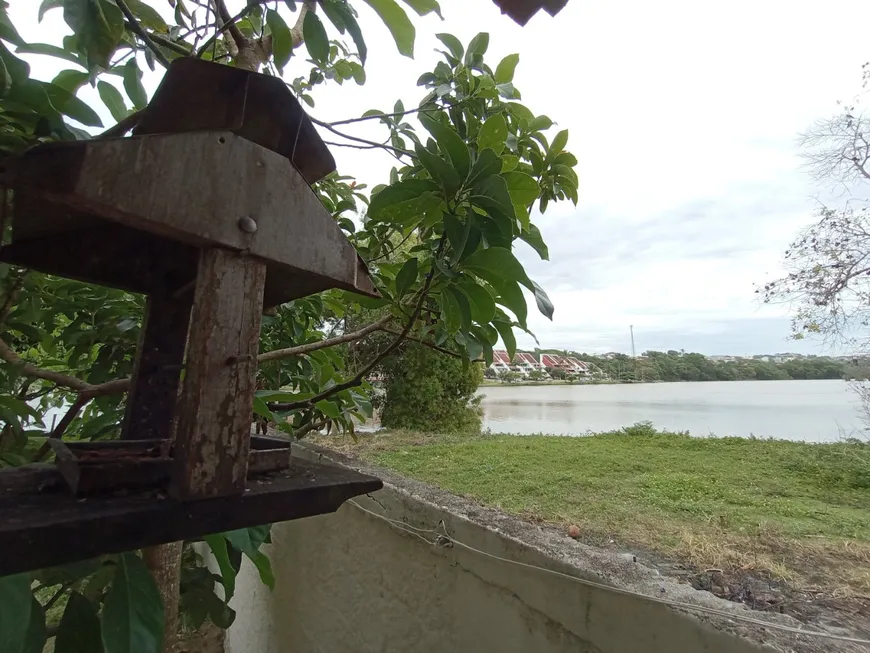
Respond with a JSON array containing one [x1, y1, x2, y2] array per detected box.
[[630, 325, 636, 359]]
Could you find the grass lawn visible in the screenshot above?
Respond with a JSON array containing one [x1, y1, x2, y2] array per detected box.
[[319, 424, 870, 595]]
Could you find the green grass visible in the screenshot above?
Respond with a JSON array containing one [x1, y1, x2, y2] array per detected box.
[[321, 424, 870, 592]]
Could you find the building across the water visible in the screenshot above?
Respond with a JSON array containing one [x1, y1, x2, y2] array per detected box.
[[489, 351, 590, 378]]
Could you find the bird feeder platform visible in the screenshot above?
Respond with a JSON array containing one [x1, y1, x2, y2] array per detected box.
[[0, 58, 382, 575]]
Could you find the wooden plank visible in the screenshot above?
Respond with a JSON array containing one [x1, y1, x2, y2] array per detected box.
[[121, 293, 193, 442], [0, 458, 383, 576], [7, 133, 378, 303], [170, 248, 266, 499], [0, 224, 197, 297]]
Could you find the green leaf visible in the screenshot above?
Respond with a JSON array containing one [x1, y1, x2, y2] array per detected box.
[[265, 9, 292, 69], [494, 53, 519, 84], [531, 280, 554, 320], [419, 114, 470, 179], [315, 399, 341, 418], [122, 60, 146, 110], [500, 154, 518, 172], [101, 552, 164, 653], [467, 148, 502, 186], [550, 128, 568, 156], [493, 320, 517, 360], [302, 11, 329, 64], [252, 396, 274, 422], [39, 0, 65, 22], [124, 0, 167, 32], [435, 32, 462, 60], [63, 0, 125, 69], [447, 287, 472, 331], [0, 573, 34, 653], [477, 113, 507, 155], [0, 56, 8, 98], [52, 69, 89, 93], [471, 175, 515, 222], [440, 287, 461, 332], [15, 43, 82, 66], [462, 247, 532, 290], [361, 0, 415, 58], [222, 528, 274, 589], [460, 282, 496, 324], [249, 551, 275, 590], [443, 213, 471, 263], [529, 115, 553, 131], [204, 534, 237, 602], [415, 143, 460, 194], [23, 598, 45, 653], [492, 279, 527, 327], [41, 81, 103, 127], [0, 7, 24, 44], [395, 257, 418, 297], [97, 81, 127, 123], [464, 32, 489, 66], [0, 394, 39, 420], [519, 223, 549, 260], [0, 42, 29, 84], [503, 171, 539, 207], [367, 179, 440, 223], [56, 592, 103, 653], [323, 2, 367, 64], [401, 0, 442, 17]]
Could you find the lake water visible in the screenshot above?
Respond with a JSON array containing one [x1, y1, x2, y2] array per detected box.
[[479, 380, 866, 442]]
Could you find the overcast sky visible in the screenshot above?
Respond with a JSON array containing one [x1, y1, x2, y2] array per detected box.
[[10, 0, 870, 356]]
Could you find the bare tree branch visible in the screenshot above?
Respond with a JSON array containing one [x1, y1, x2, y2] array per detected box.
[[310, 117, 414, 157], [259, 315, 392, 363], [116, 0, 172, 68]]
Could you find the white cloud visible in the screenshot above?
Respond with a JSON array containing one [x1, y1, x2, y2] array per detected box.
[[10, 0, 870, 355]]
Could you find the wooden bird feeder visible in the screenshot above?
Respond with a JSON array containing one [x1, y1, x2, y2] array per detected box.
[[0, 58, 382, 576]]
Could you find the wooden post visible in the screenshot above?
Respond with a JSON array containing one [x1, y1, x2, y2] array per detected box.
[[121, 293, 192, 441], [170, 248, 266, 499]]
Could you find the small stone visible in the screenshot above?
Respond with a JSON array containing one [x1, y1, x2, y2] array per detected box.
[[568, 524, 581, 539]]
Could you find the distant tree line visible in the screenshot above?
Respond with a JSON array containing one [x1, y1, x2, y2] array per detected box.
[[532, 349, 870, 383]]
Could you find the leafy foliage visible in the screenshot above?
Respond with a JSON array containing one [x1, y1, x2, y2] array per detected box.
[[0, 0, 579, 650], [379, 343, 483, 433]]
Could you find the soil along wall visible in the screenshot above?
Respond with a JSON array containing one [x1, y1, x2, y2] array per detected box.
[[226, 444, 863, 653]]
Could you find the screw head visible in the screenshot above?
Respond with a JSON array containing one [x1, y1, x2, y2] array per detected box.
[[238, 216, 258, 234]]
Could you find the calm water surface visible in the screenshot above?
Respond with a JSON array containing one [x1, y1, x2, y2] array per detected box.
[[479, 380, 864, 442]]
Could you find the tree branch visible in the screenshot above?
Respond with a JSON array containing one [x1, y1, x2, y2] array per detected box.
[[96, 110, 143, 139], [269, 239, 445, 412], [258, 315, 392, 364], [116, 0, 171, 68], [137, 28, 193, 56], [324, 99, 467, 127], [377, 327, 483, 362], [0, 335, 130, 397], [212, 0, 246, 52], [310, 117, 414, 157], [32, 395, 90, 462]]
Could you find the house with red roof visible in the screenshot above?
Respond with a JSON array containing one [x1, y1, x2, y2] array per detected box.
[[491, 349, 513, 375], [514, 352, 541, 374]]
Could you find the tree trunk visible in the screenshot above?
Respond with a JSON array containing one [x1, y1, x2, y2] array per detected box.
[[143, 542, 184, 653]]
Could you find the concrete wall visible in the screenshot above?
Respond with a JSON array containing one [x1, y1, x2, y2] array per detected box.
[[225, 448, 827, 653]]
